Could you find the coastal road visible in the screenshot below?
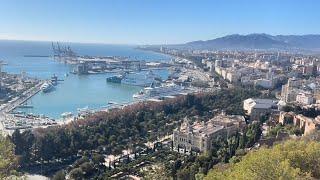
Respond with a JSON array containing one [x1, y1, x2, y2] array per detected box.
[[0, 81, 43, 136], [1, 81, 43, 113]]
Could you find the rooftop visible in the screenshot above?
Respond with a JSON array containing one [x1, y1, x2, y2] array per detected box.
[[177, 113, 245, 137], [244, 98, 277, 109], [179, 120, 224, 137]]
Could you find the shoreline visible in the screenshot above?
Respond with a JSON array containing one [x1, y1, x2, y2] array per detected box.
[[3, 81, 44, 113]]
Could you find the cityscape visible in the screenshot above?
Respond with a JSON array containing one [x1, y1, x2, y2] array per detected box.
[[0, 0, 320, 180]]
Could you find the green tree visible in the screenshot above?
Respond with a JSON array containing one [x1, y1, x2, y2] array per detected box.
[[52, 170, 66, 180], [80, 162, 94, 176], [205, 139, 320, 180], [0, 135, 18, 179], [144, 163, 171, 180], [92, 153, 105, 166], [69, 168, 83, 180]]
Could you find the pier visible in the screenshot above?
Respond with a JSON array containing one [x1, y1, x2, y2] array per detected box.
[[1, 81, 44, 113], [52, 42, 172, 75], [0, 81, 48, 136]]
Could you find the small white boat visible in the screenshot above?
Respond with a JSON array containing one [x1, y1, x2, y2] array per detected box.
[[77, 106, 89, 112], [108, 101, 117, 105], [61, 112, 73, 118]]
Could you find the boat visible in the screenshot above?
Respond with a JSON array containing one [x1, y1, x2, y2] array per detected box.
[[61, 112, 73, 118], [77, 106, 91, 114], [77, 106, 93, 116], [132, 90, 144, 99], [133, 83, 184, 100], [17, 104, 33, 109], [121, 70, 161, 87], [107, 101, 117, 105], [50, 74, 60, 86], [107, 70, 162, 87], [40, 82, 54, 93], [106, 75, 123, 83]]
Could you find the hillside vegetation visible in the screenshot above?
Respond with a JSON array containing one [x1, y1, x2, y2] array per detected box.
[[0, 135, 18, 179], [204, 135, 320, 180], [12, 87, 260, 177]]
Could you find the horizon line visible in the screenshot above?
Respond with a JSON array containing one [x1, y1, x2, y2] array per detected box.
[[1, 33, 320, 46]]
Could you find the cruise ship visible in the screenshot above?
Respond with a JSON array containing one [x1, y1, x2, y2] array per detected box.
[[121, 70, 161, 86], [40, 82, 54, 93], [107, 70, 161, 87], [133, 83, 184, 100]]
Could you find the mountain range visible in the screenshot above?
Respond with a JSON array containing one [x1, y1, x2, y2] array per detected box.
[[182, 34, 320, 51]]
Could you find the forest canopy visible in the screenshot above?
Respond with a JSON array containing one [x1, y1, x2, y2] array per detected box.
[[205, 137, 320, 180], [0, 135, 18, 179]]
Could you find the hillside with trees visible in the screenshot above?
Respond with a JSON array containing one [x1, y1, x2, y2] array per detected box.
[[171, 122, 262, 179], [11, 87, 260, 176], [204, 134, 320, 180], [0, 135, 19, 179]]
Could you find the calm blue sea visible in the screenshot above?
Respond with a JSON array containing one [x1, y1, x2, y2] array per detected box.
[[0, 40, 171, 119]]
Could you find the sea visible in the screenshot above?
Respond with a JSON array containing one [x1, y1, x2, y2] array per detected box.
[[0, 40, 171, 119]]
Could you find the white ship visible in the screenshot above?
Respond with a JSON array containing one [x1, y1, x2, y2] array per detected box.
[[40, 82, 54, 93], [133, 83, 184, 100], [121, 70, 161, 87]]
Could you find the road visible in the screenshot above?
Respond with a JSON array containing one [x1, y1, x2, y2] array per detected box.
[[0, 81, 43, 113], [0, 81, 44, 136]]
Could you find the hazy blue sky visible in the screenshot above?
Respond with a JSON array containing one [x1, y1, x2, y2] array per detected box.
[[0, 0, 319, 44]]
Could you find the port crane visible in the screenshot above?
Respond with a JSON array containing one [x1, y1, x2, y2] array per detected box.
[[52, 42, 77, 62]]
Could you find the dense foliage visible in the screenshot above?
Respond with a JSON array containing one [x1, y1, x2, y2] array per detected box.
[[172, 122, 261, 180], [11, 87, 260, 175], [282, 105, 320, 118], [0, 135, 18, 179], [205, 137, 320, 180]]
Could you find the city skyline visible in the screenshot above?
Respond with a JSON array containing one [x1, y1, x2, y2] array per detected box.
[[0, 0, 319, 44], [1, 1, 320, 179]]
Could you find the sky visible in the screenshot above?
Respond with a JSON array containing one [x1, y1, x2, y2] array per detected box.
[[0, 0, 319, 44]]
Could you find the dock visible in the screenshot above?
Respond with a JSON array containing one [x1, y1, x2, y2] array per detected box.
[[1, 81, 43, 113], [17, 105, 34, 109]]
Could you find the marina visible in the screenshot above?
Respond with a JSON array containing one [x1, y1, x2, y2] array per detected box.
[[0, 41, 173, 133], [0, 81, 44, 113], [0, 41, 214, 134]]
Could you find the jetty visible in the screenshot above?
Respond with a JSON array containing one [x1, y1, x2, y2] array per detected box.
[[0, 80, 59, 136], [1, 81, 43, 113]]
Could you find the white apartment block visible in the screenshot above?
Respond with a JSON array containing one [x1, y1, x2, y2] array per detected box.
[[243, 98, 278, 121], [296, 92, 314, 105]]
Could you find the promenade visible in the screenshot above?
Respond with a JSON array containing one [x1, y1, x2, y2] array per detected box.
[[0, 81, 45, 135], [1, 81, 44, 113]]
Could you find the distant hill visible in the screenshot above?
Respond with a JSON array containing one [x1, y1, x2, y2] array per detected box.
[[182, 33, 320, 51]]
